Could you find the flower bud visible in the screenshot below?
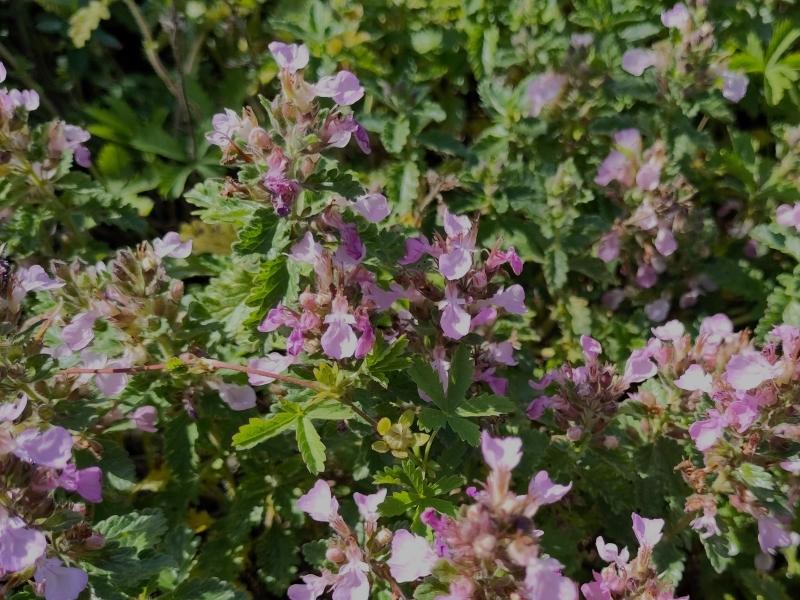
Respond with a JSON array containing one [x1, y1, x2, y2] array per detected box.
[[374, 527, 393, 547], [566, 426, 583, 441], [325, 546, 346, 564], [603, 435, 619, 449], [85, 533, 106, 550], [248, 127, 271, 150], [169, 280, 184, 303], [473, 533, 496, 558]]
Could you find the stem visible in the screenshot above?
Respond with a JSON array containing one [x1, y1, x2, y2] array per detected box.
[[121, 0, 182, 101]]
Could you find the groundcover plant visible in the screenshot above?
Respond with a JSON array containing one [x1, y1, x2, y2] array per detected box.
[[2, 0, 800, 598]]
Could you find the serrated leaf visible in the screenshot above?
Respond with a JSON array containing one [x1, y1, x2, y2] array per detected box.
[[232, 413, 298, 449], [418, 407, 447, 432], [446, 345, 474, 411], [244, 256, 290, 326], [456, 393, 515, 417], [382, 117, 411, 154], [233, 208, 279, 255], [94, 509, 168, 553], [296, 417, 326, 474], [409, 361, 447, 409], [446, 416, 480, 446]]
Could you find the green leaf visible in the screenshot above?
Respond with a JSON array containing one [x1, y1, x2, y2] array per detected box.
[[446, 345, 474, 411], [362, 336, 412, 385], [233, 208, 279, 255], [418, 407, 448, 432], [296, 418, 326, 474], [381, 117, 411, 154], [94, 509, 168, 553], [244, 256, 290, 326], [232, 413, 298, 449], [446, 416, 481, 446], [409, 360, 446, 408], [457, 393, 516, 417], [165, 578, 247, 600], [304, 401, 355, 420], [543, 245, 569, 291]]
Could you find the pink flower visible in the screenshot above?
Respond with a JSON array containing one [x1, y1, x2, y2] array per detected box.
[[315, 71, 364, 106], [488, 340, 517, 366], [297, 479, 340, 522], [398, 235, 432, 265], [661, 3, 690, 29], [288, 573, 332, 600], [0, 509, 47, 573], [527, 72, 567, 117], [480, 431, 522, 471], [595, 151, 633, 187], [700, 313, 733, 343], [248, 352, 295, 385], [725, 351, 779, 391], [0, 393, 27, 422], [615, 128, 642, 153], [580, 335, 602, 361], [725, 399, 759, 433], [34, 558, 89, 600], [290, 232, 324, 264], [776, 203, 800, 231], [597, 232, 620, 262], [654, 228, 677, 256], [528, 471, 572, 506], [486, 246, 523, 275], [438, 283, 471, 340], [631, 513, 664, 549], [268, 42, 309, 73], [571, 33, 594, 48], [489, 284, 526, 314], [689, 410, 725, 451], [353, 488, 387, 522], [596, 537, 630, 565], [645, 299, 670, 323], [524, 557, 578, 600], [214, 382, 257, 411], [527, 395, 557, 420], [622, 49, 657, 76], [12, 427, 73, 469], [757, 516, 796, 555], [205, 108, 242, 147], [354, 314, 375, 359], [443, 209, 472, 238], [636, 158, 661, 191], [333, 561, 370, 599], [80, 351, 130, 396], [721, 71, 748, 103], [18, 265, 64, 292], [131, 406, 158, 433], [61, 310, 99, 352], [439, 247, 472, 280], [321, 296, 358, 359], [635, 264, 658, 288], [674, 364, 712, 393], [353, 193, 391, 223], [153, 231, 192, 259], [387, 529, 438, 582], [623, 348, 657, 383], [58, 464, 103, 503], [651, 319, 685, 341]]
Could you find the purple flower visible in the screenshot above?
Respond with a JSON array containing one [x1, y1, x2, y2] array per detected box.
[[34, 558, 89, 600], [0, 393, 27, 422], [61, 310, 99, 352], [131, 406, 158, 433], [58, 464, 103, 503], [438, 283, 471, 340], [153, 231, 192, 259], [623, 348, 657, 383], [654, 227, 677, 256], [205, 108, 242, 147], [10, 89, 40, 112], [439, 247, 472, 280], [287, 573, 331, 600], [597, 231, 620, 262], [725, 351, 779, 391], [524, 557, 578, 600], [268, 42, 310, 73], [297, 479, 339, 522], [321, 296, 358, 359], [443, 208, 472, 238], [353, 193, 391, 223], [247, 353, 295, 386], [675, 364, 712, 393], [652, 319, 685, 341], [13, 427, 73, 469], [580, 335, 602, 361], [314, 71, 364, 106], [353, 488, 386, 522], [595, 151, 634, 187], [596, 537, 630, 565], [689, 410, 726, 451], [18, 265, 64, 292], [528, 471, 572, 506], [644, 299, 670, 322], [631, 512, 664, 549], [353, 122, 371, 154], [636, 158, 661, 191], [488, 340, 517, 366], [488, 284, 526, 314], [0, 509, 47, 573], [622, 49, 657, 76], [387, 529, 438, 583], [661, 3, 690, 29], [214, 382, 257, 411], [334, 225, 366, 267], [80, 351, 130, 396], [480, 431, 522, 471], [570, 33, 594, 48], [757, 516, 796, 555], [635, 263, 658, 288], [398, 235, 431, 265], [776, 203, 800, 231], [527, 72, 567, 117], [721, 70, 748, 103], [290, 232, 324, 265]]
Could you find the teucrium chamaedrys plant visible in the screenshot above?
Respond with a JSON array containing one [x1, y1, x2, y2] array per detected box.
[[3, 0, 800, 597]]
